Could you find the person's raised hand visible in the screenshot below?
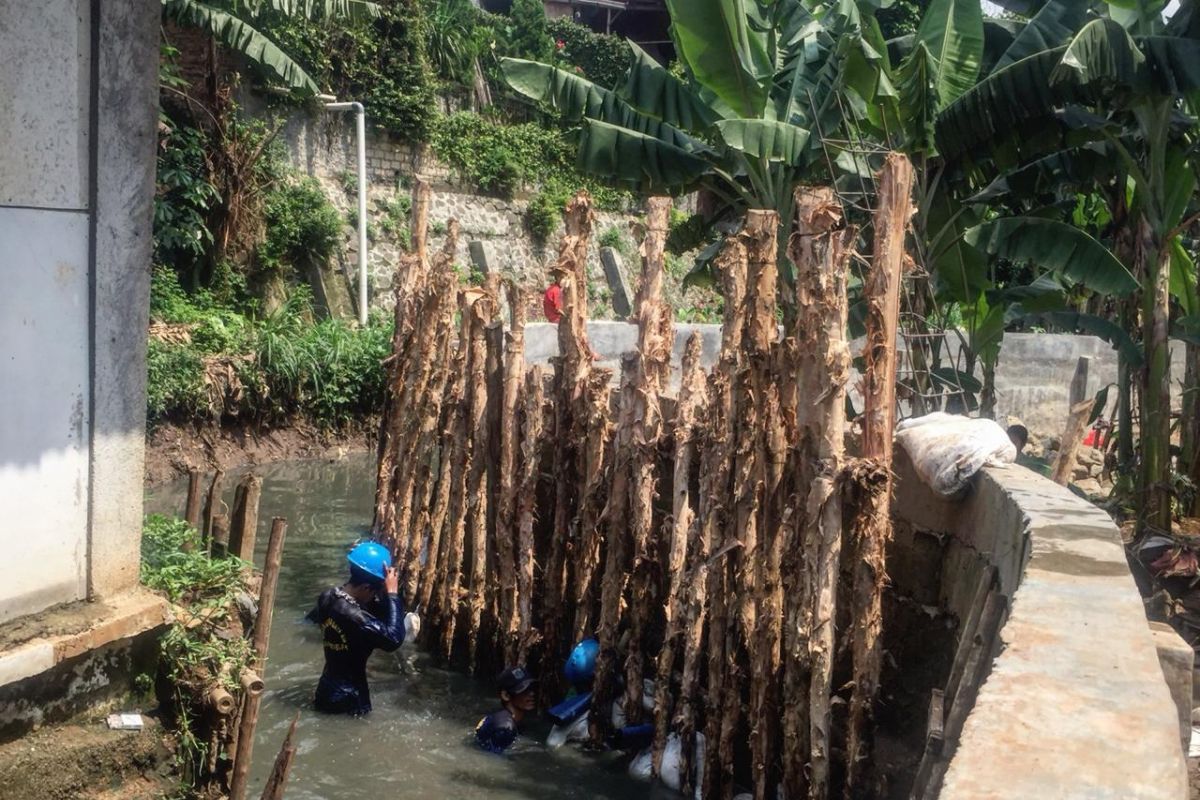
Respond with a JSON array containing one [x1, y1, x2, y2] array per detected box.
[[383, 566, 400, 595]]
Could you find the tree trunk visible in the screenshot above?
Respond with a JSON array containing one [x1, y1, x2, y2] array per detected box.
[[465, 291, 496, 671], [497, 284, 527, 657], [513, 365, 546, 664], [1184, 343, 1200, 517], [651, 333, 706, 777], [624, 197, 674, 725], [1139, 221, 1173, 536], [411, 176, 431, 265], [788, 186, 855, 800], [845, 153, 913, 796]]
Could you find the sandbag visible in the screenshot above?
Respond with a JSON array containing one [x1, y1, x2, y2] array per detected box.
[[547, 712, 590, 749], [628, 731, 706, 798], [894, 412, 1016, 497]]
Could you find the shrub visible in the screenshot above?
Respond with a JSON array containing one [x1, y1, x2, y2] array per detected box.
[[146, 339, 206, 420], [526, 189, 564, 243], [258, 178, 342, 276], [504, 0, 553, 62], [547, 17, 631, 88], [153, 118, 219, 278], [598, 224, 634, 260]]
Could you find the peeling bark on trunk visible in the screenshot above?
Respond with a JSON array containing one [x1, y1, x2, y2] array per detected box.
[[497, 284, 527, 657], [411, 176, 431, 266], [514, 365, 546, 664], [624, 197, 674, 725], [589, 355, 637, 744], [1184, 344, 1200, 517], [790, 186, 854, 800], [845, 153, 913, 796], [651, 333, 706, 777], [465, 291, 496, 671], [438, 296, 476, 661], [541, 359, 573, 705]]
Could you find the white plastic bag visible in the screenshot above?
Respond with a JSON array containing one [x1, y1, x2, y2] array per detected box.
[[894, 412, 1016, 497], [628, 732, 705, 799], [547, 711, 590, 749]]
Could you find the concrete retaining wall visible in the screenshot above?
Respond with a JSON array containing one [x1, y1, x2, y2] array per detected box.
[[521, 321, 1183, 438], [892, 452, 1188, 799]]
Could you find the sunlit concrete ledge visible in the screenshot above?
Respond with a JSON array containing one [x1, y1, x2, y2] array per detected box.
[[0, 588, 170, 690], [894, 452, 1188, 799]]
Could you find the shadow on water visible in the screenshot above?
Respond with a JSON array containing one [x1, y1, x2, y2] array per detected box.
[[147, 456, 668, 800]]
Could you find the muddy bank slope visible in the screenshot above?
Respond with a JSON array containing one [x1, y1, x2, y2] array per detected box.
[[144, 418, 378, 486]]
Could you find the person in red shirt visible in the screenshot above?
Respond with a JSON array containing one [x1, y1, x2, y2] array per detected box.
[[543, 280, 563, 323]]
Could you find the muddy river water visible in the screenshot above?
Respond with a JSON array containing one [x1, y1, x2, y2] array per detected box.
[[148, 455, 666, 800]]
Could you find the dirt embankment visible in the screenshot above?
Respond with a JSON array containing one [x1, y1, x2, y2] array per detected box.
[[144, 418, 378, 486]]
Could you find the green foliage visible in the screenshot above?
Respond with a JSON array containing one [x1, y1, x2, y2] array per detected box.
[[598, 224, 634, 260], [526, 189, 563, 243], [666, 252, 723, 323], [505, 0, 553, 62], [258, 178, 343, 276], [154, 119, 219, 271], [547, 17, 630, 88], [666, 210, 710, 255], [424, 0, 491, 86], [141, 513, 255, 788], [147, 339, 206, 421], [377, 193, 413, 249]]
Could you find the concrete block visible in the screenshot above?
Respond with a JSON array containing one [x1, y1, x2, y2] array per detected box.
[[599, 246, 633, 319], [468, 240, 492, 273], [1148, 620, 1193, 754]]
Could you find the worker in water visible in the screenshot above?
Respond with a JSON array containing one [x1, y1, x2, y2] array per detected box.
[[308, 541, 406, 716], [474, 666, 537, 754]]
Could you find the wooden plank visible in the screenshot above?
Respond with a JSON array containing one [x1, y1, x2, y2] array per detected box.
[[944, 566, 997, 710]]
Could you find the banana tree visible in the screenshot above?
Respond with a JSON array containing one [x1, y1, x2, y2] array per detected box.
[[162, 0, 381, 95], [934, 16, 1200, 532], [501, 0, 896, 292]]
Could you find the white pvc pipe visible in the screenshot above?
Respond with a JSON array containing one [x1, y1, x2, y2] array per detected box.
[[325, 101, 368, 326]]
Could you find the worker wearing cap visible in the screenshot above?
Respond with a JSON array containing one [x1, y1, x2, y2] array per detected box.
[[475, 667, 537, 754], [308, 541, 407, 716]]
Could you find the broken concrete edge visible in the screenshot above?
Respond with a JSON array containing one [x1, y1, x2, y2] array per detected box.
[[893, 451, 1188, 800], [0, 588, 171, 689]]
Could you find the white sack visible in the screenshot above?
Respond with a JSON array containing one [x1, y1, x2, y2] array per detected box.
[[629, 732, 706, 799], [547, 712, 590, 749], [894, 412, 1016, 496]]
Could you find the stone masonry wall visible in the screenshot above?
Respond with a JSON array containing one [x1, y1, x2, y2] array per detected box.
[[278, 110, 644, 317]]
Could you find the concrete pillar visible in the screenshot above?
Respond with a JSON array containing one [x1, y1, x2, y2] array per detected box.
[[599, 246, 632, 319], [468, 240, 491, 274]]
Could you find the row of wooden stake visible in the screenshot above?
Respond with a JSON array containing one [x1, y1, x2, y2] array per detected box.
[[182, 469, 294, 800], [375, 157, 916, 800]]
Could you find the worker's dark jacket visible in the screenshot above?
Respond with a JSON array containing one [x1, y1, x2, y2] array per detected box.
[[475, 708, 519, 754], [308, 587, 405, 716]]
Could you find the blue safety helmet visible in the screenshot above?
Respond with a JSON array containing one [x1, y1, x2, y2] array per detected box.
[[564, 638, 599, 686], [347, 541, 392, 582]]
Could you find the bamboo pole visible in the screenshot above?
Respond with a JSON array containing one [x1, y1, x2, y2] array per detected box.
[[259, 712, 300, 800], [241, 669, 265, 697], [513, 365, 545, 664], [790, 186, 855, 800], [185, 469, 203, 529], [845, 153, 914, 796], [496, 285, 526, 656], [466, 290, 495, 670], [230, 517, 288, 800], [623, 197, 673, 726], [202, 469, 225, 549], [651, 332, 706, 777], [229, 474, 262, 562]]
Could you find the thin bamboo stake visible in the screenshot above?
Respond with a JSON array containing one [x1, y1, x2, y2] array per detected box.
[[185, 469, 203, 529], [790, 186, 855, 800], [202, 469, 225, 549], [229, 474, 262, 562], [845, 152, 914, 797], [623, 197, 673, 726], [259, 712, 300, 800], [230, 517, 288, 800], [513, 365, 545, 664], [651, 332, 706, 777]]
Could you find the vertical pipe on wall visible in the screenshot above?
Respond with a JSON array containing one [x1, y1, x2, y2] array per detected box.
[[324, 101, 369, 325]]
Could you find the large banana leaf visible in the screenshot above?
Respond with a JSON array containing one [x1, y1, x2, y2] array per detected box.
[[163, 0, 318, 93], [1019, 310, 1143, 365], [968, 144, 1110, 201], [964, 216, 1139, 293], [994, 0, 1088, 70], [576, 119, 712, 192], [914, 0, 985, 107], [896, 42, 939, 151], [1171, 237, 1199, 316], [253, 0, 380, 21], [926, 191, 990, 301], [1173, 315, 1200, 346], [1050, 19, 1148, 91], [666, 0, 772, 118], [619, 43, 722, 132], [501, 59, 705, 152], [716, 119, 810, 165]]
